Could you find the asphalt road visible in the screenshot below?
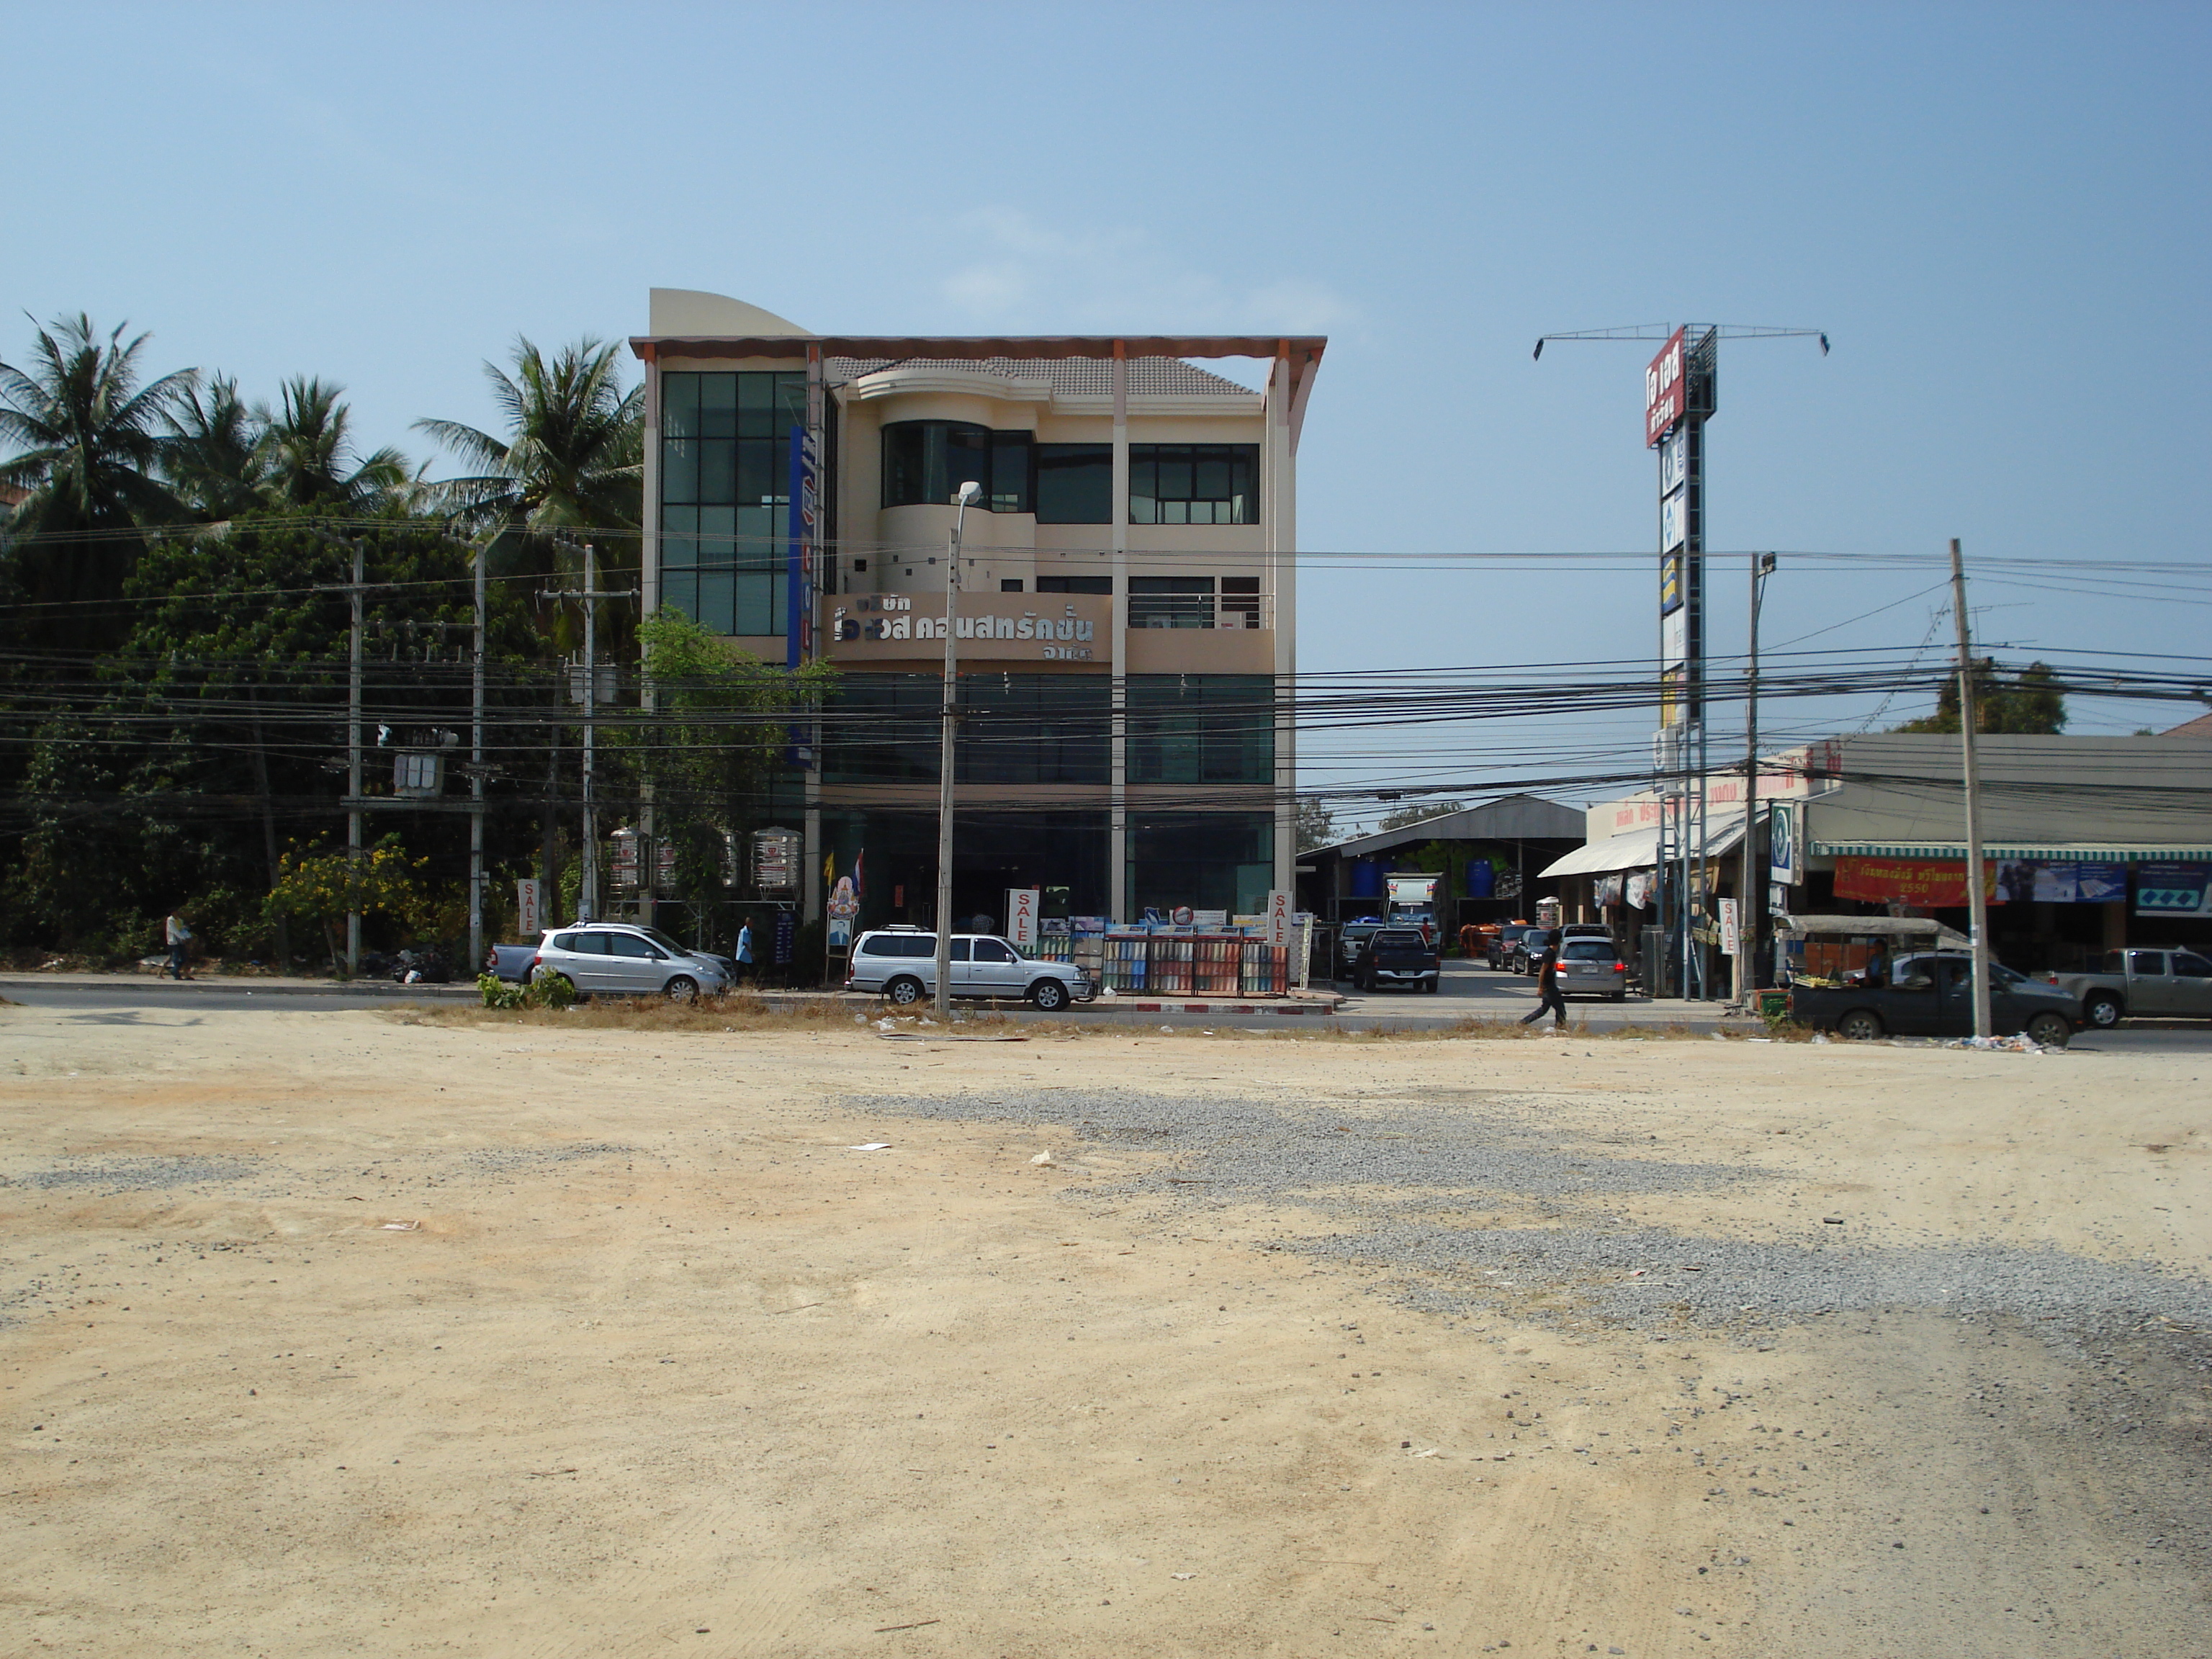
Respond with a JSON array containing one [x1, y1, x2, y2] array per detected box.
[[8, 961, 2211, 1049]]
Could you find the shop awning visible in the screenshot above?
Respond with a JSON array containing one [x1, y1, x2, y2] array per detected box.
[[1539, 816, 1746, 879], [1777, 914, 1972, 945], [1812, 841, 2212, 862]]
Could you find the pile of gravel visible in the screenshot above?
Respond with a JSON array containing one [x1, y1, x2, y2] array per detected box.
[[851, 1087, 2212, 1332], [5, 1155, 258, 1194]]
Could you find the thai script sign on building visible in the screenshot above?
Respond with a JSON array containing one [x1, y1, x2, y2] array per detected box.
[[830, 593, 1109, 662]]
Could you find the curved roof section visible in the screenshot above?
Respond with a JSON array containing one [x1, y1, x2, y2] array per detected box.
[[647, 289, 809, 337], [831, 356, 1257, 397]]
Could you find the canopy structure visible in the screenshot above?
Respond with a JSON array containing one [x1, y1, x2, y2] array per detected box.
[[1778, 914, 1972, 947], [1538, 815, 1746, 880], [1812, 840, 2212, 862]]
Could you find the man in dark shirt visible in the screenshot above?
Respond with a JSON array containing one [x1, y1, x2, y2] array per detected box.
[[1518, 948, 1568, 1029]]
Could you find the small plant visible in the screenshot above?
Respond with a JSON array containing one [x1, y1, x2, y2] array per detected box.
[[477, 971, 523, 1010], [524, 972, 576, 1010]]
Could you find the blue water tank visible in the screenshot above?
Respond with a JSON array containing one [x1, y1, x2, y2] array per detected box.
[[1349, 859, 1383, 899]]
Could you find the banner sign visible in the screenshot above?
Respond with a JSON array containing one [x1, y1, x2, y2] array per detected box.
[[516, 878, 541, 938], [1645, 328, 1687, 446], [1717, 897, 1739, 955], [787, 425, 818, 670], [2135, 863, 2212, 917], [1005, 886, 1040, 950], [1834, 857, 2002, 909], [1265, 889, 1293, 948]]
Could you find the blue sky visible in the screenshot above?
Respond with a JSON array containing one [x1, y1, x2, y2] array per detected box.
[[6, 2, 2207, 823]]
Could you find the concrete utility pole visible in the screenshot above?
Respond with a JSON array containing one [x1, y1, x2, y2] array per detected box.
[[346, 536, 364, 977], [933, 481, 982, 1020], [468, 536, 487, 971], [1947, 537, 1993, 1038], [545, 539, 631, 925], [1735, 552, 1776, 1004]]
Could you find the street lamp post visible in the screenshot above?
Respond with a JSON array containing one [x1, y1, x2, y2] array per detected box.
[[1735, 552, 1776, 1006], [933, 480, 982, 1019]]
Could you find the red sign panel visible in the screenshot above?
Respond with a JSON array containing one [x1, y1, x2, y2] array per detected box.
[[1645, 327, 1686, 447], [1833, 857, 2005, 910]]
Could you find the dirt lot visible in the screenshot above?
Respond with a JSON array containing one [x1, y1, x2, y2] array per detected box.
[[2, 1003, 2208, 1657]]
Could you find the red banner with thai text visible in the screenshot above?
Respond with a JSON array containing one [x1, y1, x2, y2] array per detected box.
[[1833, 857, 2004, 909]]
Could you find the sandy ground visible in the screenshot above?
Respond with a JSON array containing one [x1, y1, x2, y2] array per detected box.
[[1, 1004, 2207, 1658]]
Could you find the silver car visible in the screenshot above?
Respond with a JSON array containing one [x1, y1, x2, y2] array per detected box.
[[1555, 937, 1629, 1001], [531, 923, 732, 1002], [843, 927, 1092, 1011]]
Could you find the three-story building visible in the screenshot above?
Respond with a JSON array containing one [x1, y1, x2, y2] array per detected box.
[[629, 289, 1324, 934]]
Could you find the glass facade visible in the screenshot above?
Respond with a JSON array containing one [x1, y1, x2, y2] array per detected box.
[[1128, 811, 1275, 918], [660, 371, 806, 637], [881, 421, 1032, 513], [1127, 675, 1275, 784], [824, 673, 1111, 786], [1128, 444, 1259, 525], [1036, 443, 1112, 523]]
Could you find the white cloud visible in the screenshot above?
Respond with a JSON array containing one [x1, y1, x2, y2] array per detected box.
[[935, 208, 1358, 336]]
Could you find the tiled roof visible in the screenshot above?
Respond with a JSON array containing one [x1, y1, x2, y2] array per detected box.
[[827, 356, 1256, 397]]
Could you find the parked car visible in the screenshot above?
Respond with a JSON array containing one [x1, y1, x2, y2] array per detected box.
[[483, 943, 539, 984], [1555, 937, 1629, 1001], [1337, 918, 1388, 978], [843, 927, 1092, 1010], [1558, 922, 1612, 945], [1355, 926, 1441, 993], [1511, 927, 1560, 976], [1789, 952, 2080, 1045], [2045, 948, 2212, 1028], [531, 923, 733, 1002], [1485, 922, 1537, 971]]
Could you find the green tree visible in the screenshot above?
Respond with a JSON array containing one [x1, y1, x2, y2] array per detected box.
[[254, 376, 411, 513], [1894, 660, 2066, 734], [163, 373, 267, 518], [1295, 797, 1337, 851], [415, 337, 643, 652], [0, 314, 194, 649], [624, 607, 834, 907], [1375, 799, 1465, 835]]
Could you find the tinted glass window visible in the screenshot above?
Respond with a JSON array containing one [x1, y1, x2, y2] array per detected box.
[[1038, 575, 1112, 594], [611, 935, 660, 958], [2102, 950, 2129, 973], [973, 939, 1012, 963], [882, 420, 990, 510], [1036, 444, 1111, 523], [1129, 576, 1215, 629], [660, 371, 804, 639], [1563, 941, 1615, 961], [1128, 675, 1274, 784], [2172, 953, 2211, 976], [1128, 444, 1258, 525], [569, 933, 611, 955], [552, 932, 582, 951], [2130, 951, 2168, 974], [948, 939, 971, 962], [1373, 931, 1424, 948]]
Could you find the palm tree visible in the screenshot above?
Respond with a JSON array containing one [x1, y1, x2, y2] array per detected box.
[[0, 315, 194, 647], [255, 376, 411, 513], [415, 336, 642, 536], [164, 373, 267, 519]]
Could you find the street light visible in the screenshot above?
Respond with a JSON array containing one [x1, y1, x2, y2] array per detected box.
[[933, 480, 983, 1018], [1735, 552, 1778, 1006]]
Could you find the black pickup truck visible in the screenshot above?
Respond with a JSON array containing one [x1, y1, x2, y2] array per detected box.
[[1788, 951, 2081, 1045], [1352, 926, 1442, 994]]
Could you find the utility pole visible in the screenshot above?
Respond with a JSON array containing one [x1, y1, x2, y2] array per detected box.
[[1735, 552, 1776, 1004], [1948, 537, 1993, 1038], [933, 482, 981, 1019], [544, 539, 631, 925], [467, 535, 486, 970], [346, 535, 364, 977]]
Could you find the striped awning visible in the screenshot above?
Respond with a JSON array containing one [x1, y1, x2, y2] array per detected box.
[[1812, 842, 2212, 862]]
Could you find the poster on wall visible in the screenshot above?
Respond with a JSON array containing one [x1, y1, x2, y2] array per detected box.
[[2135, 864, 2212, 917]]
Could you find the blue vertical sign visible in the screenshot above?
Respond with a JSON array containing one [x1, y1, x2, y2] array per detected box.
[[786, 425, 818, 670]]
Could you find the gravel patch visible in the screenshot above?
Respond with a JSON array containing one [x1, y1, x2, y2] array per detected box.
[[462, 1141, 633, 1177], [852, 1086, 2212, 1334], [4, 1155, 258, 1194]]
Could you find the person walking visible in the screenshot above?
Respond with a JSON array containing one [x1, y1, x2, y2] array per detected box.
[[734, 919, 755, 987], [163, 911, 194, 981], [1519, 945, 1567, 1030]]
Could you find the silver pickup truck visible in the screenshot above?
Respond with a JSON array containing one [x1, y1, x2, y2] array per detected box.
[[2046, 947, 2212, 1028]]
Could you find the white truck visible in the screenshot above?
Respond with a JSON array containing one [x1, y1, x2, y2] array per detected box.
[[2046, 947, 2212, 1028]]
